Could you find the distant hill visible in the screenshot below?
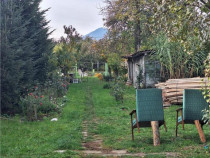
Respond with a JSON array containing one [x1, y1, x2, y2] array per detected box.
[[84, 27, 108, 40]]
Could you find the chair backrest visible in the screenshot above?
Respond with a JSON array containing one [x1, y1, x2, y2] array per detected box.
[[183, 89, 209, 121], [136, 88, 164, 122]]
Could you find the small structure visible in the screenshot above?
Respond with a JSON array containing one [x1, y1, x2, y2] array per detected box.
[[123, 50, 160, 88]]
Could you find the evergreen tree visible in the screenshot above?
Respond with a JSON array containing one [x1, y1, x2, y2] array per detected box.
[[1, 0, 28, 113], [21, 0, 53, 84], [1, 0, 53, 114]]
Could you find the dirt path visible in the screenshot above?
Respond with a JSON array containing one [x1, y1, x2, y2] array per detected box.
[[80, 86, 180, 157]]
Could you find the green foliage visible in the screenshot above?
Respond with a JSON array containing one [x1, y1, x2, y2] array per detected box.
[[19, 72, 69, 121], [53, 25, 83, 76], [136, 66, 144, 89], [103, 83, 112, 89], [151, 33, 207, 79], [101, 0, 209, 81], [151, 0, 209, 44], [110, 76, 126, 103], [107, 53, 122, 77], [1, 0, 53, 114], [19, 86, 61, 121], [202, 54, 210, 122], [52, 43, 75, 76], [103, 75, 113, 82]]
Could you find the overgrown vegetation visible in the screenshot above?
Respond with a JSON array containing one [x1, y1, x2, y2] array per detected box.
[[110, 77, 126, 103], [2, 0, 209, 117], [99, 0, 209, 80], [2, 78, 209, 157], [202, 54, 210, 122]]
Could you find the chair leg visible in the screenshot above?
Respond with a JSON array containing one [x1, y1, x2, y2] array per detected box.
[[131, 115, 134, 141], [132, 127, 134, 141], [180, 110, 184, 130], [194, 120, 206, 143], [176, 112, 178, 137], [164, 121, 167, 132]]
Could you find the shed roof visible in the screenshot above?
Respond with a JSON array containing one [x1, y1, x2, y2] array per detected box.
[[122, 50, 154, 59]]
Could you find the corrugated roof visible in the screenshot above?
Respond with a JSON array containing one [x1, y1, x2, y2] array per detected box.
[[122, 50, 154, 59]]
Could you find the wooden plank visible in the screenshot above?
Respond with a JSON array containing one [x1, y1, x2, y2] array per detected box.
[[167, 96, 183, 102], [165, 92, 183, 98], [165, 89, 183, 93], [151, 121, 160, 146], [164, 85, 205, 89], [194, 120, 206, 143], [166, 77, 207, 83], [165, 81, 207, 85]]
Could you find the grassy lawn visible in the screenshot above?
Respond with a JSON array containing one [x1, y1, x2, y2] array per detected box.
[[1, 78, 210, 157], [1, 83, 87, 158]]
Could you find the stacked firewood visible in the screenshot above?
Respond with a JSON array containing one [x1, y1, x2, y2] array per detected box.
[[155, 77, 209, 105]]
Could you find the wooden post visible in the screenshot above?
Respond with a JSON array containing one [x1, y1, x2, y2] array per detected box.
[[151, 121, 160, 146], [194, 120, 206, 143]]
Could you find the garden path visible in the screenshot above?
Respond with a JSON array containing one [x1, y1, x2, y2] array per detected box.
[[79, 85, 180, 157]]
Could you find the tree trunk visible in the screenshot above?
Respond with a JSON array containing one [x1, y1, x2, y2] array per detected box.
[[34, 104, 37, 120], [151, 121, 160, 146], [134, 0, 141, 52]]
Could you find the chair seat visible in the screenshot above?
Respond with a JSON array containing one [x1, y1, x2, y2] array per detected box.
[[133, 119, 164, 128], [177, 116, 206, 125]]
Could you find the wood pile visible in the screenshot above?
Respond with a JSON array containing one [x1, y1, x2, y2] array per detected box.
[[155, 77, 209, 105]]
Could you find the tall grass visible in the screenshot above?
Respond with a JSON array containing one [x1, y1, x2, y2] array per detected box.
[[151, 33, 207, 79]]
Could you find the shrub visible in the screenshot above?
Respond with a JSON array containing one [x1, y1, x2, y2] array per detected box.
[[19, 86, 61, 121], [110, 76, 125, 103], [103, 75, 113, 82], [103, 83, 111, 89], [38, 97, 58, 114], [202, 55, 210, 123]]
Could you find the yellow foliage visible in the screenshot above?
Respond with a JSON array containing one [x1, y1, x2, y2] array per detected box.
[[94, 73, 103, 80]]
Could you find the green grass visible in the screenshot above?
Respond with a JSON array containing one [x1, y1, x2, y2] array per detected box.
[[1, 78, 210, 157], [1, 83, 87, 158]]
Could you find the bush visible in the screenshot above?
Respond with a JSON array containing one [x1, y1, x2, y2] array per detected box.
[[103, 75, 113, 82], [202, 55, 210, 123], [38, 97, 58, 114], [103, 83, 111, 89], [110, 76, 125, 103], [19, 86, 61, 121], [45, 74, 69, 98]]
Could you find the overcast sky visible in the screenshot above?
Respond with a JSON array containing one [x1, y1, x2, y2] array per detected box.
[[40, 0, 106, 40]]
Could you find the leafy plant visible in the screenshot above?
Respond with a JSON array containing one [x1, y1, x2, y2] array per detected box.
[[136, 66, 144, 89], [202, 54, 210, 123], [151, 33, 207, 79], [110, 76, 125, 103], [19, 85, 62, 121], [107, 53, 122, 77], [103, 74, 113, 82], [103, 83, 111, 89]]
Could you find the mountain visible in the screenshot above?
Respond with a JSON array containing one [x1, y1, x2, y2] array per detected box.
[[84, 27, 108, 40]]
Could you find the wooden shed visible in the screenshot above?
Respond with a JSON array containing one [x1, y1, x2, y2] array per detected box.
[[123, 50, 160, 88]]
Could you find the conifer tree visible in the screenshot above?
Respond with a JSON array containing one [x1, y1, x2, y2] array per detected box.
[[1, 0, 53, 114], [1, 0, 28, 113]]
